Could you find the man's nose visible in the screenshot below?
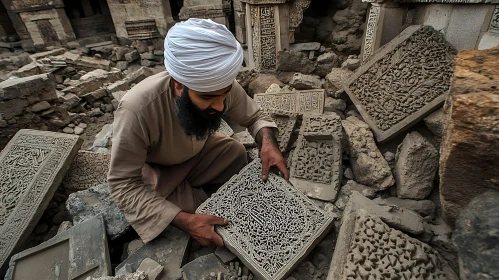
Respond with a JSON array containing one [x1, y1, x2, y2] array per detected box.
[[210, 97, 225, 112]]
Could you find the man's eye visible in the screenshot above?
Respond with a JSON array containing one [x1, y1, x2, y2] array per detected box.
[[202, 96, 212, 100]]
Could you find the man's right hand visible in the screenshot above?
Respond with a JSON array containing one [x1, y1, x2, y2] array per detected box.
[[172, 211, 228, 247]]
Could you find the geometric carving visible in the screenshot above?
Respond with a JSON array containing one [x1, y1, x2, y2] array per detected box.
[[490, 6, 499, 33], [254, 89, 325, 115], [125, 19, 161, 40], [0, 130, 82, 273], [250, 5, 279, 71], [196, 160, 334, 280], [288, 0, 312, 43], [362, 4, 381, 63], [217, 119, 234, 137], [267, 109, 298, 152], [344, 25, 456, 142], [290, 114, 343, 202], [62, 151, 111, 192]]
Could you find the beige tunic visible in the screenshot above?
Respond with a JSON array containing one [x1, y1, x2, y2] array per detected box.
[[108, 71, 276, 242]]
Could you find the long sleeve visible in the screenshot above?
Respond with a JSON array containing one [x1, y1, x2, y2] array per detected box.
[[107, 107, 181, 243], [225, 80, 277, 138]]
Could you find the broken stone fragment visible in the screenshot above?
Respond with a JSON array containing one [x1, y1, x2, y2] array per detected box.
[[324, 68, 353, 96], [374, 197, 436, 220], [290, 42, 321, 51], [125, 50, 140, 62], [324, 97, 346, 112], [137, 258, 163, 280], [334, 180, 376, 210], [424, 107, 444, 139], [247, 74, 284, 96], [276, 50, 315, 74], [289, 73, 322, 90], [314, 52, 340, 78], [182, 253, 229, 280], [63, 127, 74, 134], [264, 83, 281, 94], [74, 127, 84, 135], [341, 56, 360, 71], [215, 247, 237, 264], [30, 101, 51, 112], [85, 271, 147, 280]]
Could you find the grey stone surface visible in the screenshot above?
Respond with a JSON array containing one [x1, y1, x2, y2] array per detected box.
[[324, 97, 347, 112], [66, 184, 130, 240], [116, 226, 190, 280], [453, 190, 499, 280], [86, 271, 147, 280], [0, 130, 82, 274], [5, 215, 111, 280], [289, 73, 322, 90], [125, 50, 140, 62], [324, 68, 353, 96], [290, 42, 321, 51], [182, 253, 228, 280], [276, 50, 315, 74], [314, 52, 340, 78], [62, 151, 111, 191], [63, 69, 122, 97], [424, 107, 444, 139], [215, 247, 237, 264], [395, 132, 439, 199], [137, 258, 163, 280], [334, 180, 377, 211], [196, 160, 334, 280], [93, 124, 113, 150], [254, 90, 325, 115], [264, 83, 281, 94], [344, 25, 456, 142], [0, 73, 56, 101], [268, 109, 298, 153], [374, 197, 436, 220], [232, 129, 256, 148], [445, 5, 490, 50], [342, 116, 394, 190]]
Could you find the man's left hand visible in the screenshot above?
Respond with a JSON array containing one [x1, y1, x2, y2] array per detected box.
[[257, 128, 289, 182]]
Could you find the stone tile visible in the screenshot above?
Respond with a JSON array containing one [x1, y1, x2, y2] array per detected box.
[[326, 209, 457, 280], [254, 89, 325, 115], [182, 253, 229, 280], [116, 226, 190, 280], [62, 151, 111, 192], [445, 5, 491, 50], [0, 129, 82, 274], [5, 215, 111, 280], [232, 129, 256, 148], [196, 160, 335, 280], [344, 25, 456, 142], [267, 109, 298, 152], [290, 114, 343, 202], [217, 119, 234, 137]]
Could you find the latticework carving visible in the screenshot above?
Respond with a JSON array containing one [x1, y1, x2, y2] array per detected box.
[[490, 6, 499, 33], [62, 151, 110, 191], [217, 119, 234, 137], [345, 25, 456, 142], [196, 160, 334, 280], [268, 109, 298, 152], [0, 130, 82, 270], [362, 4, 381, 63], [254, 90, 324, 114]]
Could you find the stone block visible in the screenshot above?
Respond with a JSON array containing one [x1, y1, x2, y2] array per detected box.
[[324, 68, 353, 96], [82, 88, 108, 103], [215, 247, 237, 264], [126, 66, 154, 85], [342, 116, 394, 190], [290, 73, 322, 90], [232, 129, 256, 148], [11, 61, 42, 78], [445, 5, 491, 50], [107, 80, 130, 94], [265, 83, 281, 94], [395, 132, 438, 200], [0, 98, 28, 119], [137, 258, 163, 280], [64, 69, 123, 97], [59, 93, 81, 109], [4, 215, 111, 280], [125, 50, 140, 62], [88, 271, 146, 280], [254, 90, 324, 115], [0, 73, 56, 101], [196, 160, 335, 280], [344, 25, 456, 142], [417, 4, 452, 33], [314, 52, 340, 77], [62, 151, 111, 192], [327, 208, 457, 280], [76, 55, 111, 71], [29, 48, 66, 60], [247, 74, 284, 97], [112, 91, 128, 102], [116, 226, 190, 280], [182, 253, 229, 280], [290, 42, 321, 51], [290, 114, 343, 202], [217, 119, 234, 137], [424, 107, 444, 139], [478, 32, 499, 50], [116, 61, 129, 71], [30, 101, 51, 112], [141, 59, 156, 67], [268, 109, 298, 152], [0, 130, 82, 274], [334, 180, 377, 211], [276, 50, 315, 74], [440, 47, 499, 225]]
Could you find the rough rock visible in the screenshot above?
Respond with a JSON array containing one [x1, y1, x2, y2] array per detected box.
[[424, 107, 444, 139], [10, 61, 42, 78], [374, 197, 436, 220], [63, 127, 74, 134], [324, 68, 353, 96], [276, 50, 315, 74], [453, 190, 499, 280], [248, 74, 284, 97], [59, 93, 81, 109], [182, 253, 229, 280], [334, 180, 377, 211], [137, 258, 163, 280], [341, 56, 360, 71], [342, 116, 394, 190], [63, 69, 122, 97], [314, 52, 340, 77], [289, 73, 322, 90], [116, 61, 129, 70], [125, 50, 140, 62], [395, 132, 439, 200], [57, 221, 73, 234], [30, 101, 51, 112], [439, 47, 499, 224], [324, 97, 346, 112], [76, 55, 111, 71], [290, 42, 321, 51], [66, 184, 130, 239], [74, 127, 84, 135], [0, 73, 56, 101]]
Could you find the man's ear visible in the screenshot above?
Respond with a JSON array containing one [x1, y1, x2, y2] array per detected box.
[[170, 78, 184, 97]]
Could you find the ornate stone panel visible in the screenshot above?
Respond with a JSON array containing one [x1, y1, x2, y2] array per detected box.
[[62, 151, 111, 192], [490, 6, 499, 33], [249, 5, 279, 71], [327, 209, 456, 280], [0, 130, 82, 272], [254, 89, 324, 114], [196, 160, 334, 280], [362, 4, 381, 63], [344, 25, 456, 142], [288, 0, 312, 40], [268, 109, 298, 152], [290, 114, 343, 202], [217, 119, 234, 137]]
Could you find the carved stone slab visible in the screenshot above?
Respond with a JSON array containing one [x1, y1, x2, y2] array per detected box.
[[217, 119, 234, 137], [196, 160, 334, 280], [268, 109, 298, 152], [0, 129, 82, 273], [5, 215, 111, 280], [327, 209, 457, 280], [232, 129, 257, 147], [344, 25, 456, 142], [254, 90, 325, 114], [62, 151, 111, 191], [290, 114, 343, 202]]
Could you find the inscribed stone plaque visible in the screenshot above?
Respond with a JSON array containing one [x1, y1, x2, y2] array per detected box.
[[62, 151, 111, 191], [290, 114, 343, 202], [196, 160, 334, 280], [0, 129, 82, 273], [268, 109, 298, 152], [254, 89, 325, 114], [217, 119, 234, 137], [5, 215, 111, 280], [344, 25, 456, 142]]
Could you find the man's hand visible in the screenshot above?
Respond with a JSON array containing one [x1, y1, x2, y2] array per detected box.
[[172, 212, 227, 247], [256, 127, 289, 182]]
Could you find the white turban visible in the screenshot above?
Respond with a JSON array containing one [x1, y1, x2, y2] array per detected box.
[[164, 18, 243, 92]]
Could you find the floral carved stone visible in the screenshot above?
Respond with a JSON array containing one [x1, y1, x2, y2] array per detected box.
[[0, 129, 82, 272], [268, 109, 298, 152], [254, 89, 325, 115], [344, 25, 456, 142], [196, 160, 334, 280]]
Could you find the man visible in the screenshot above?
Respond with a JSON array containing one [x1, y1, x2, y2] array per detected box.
[[108, 18, 288, 247]]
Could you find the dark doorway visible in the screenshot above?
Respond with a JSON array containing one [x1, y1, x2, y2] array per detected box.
[[63, 0, 116, 38], [170, 0, 184, 21], [0, 1, 17, 39]]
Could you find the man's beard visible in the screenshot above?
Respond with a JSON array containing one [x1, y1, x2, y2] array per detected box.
[[175, 86, 224, 141]]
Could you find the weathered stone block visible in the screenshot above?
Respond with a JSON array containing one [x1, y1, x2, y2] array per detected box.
[[0, 73, 56, 101], [254, 90, 324, 115], [11, 61, 42, 78], [324, 68, 353, 96], [125, 50, 140, 62], [182, 253, 228, 280], [276, 50, 315, 74], [290, 42, 321, 51], [30, 101, 51, 112], [314, 52, 340, 78], [247, 74, 284, 97], [289, 73, 322, 90], [424, 107, 444, 139], [0, 98, 28, 119], [76, 55, 111, 71], [440, 47, 499, 225], [196, 160, 334, 280], [62, 151, 111, 191], [268, 109, 298, 152], [344, 25, 456, 142], [0, 130, 82, 274]]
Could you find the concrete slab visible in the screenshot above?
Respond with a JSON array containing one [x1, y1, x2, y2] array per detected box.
[[5, 215, 111, 280], [62, 151, 111, 192], [478, 32, 499, 50], [0, 129, 82, 274], [196, 160, 335, 280], [182, 253, 229, 280], [445, 5, 491, 50], [268, 109, 298, 152], [344, 25, 456, 142], [254, 89, 325, 115]]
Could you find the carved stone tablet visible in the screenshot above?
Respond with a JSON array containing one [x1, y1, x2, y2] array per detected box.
[[290, 114, 343, 202], [344, 25, 456, 142], [62, 151, 111, 191], [196, 160, 334, 280], [0, 129, 82, 273], [268, 109, 298, 152], [217, 119, 234, 137], [254, 89, 325, 114], [232, 129, 256, 147]]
